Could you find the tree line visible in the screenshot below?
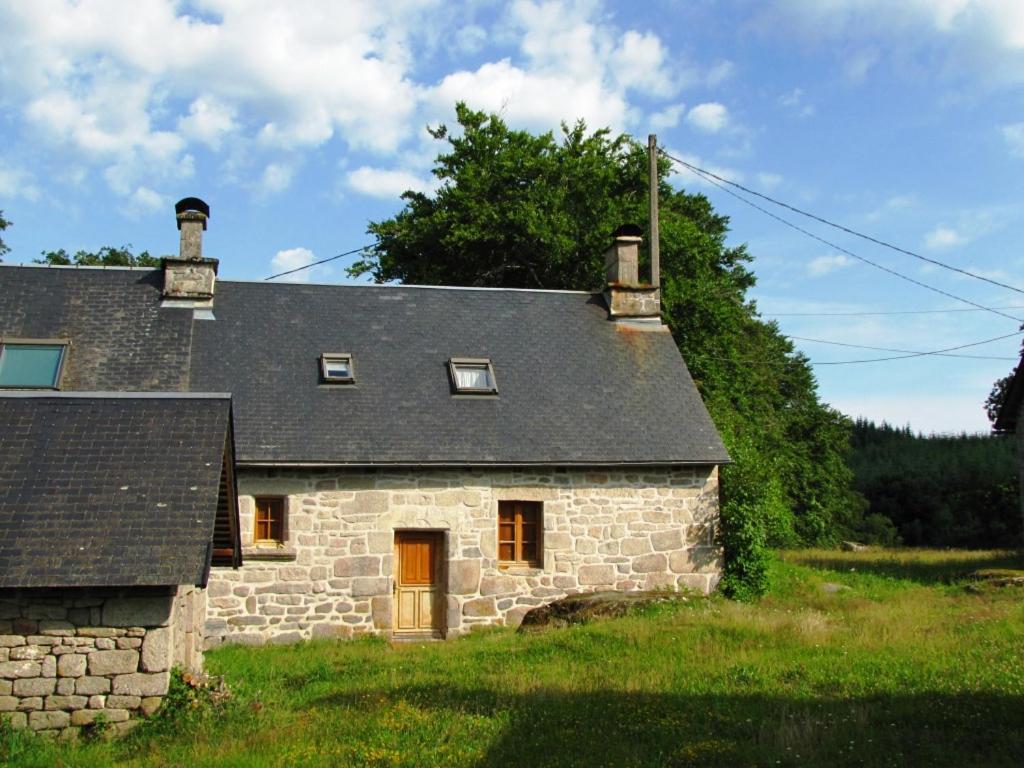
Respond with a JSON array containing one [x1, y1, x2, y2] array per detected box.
[[849, 419, 1019, 548]]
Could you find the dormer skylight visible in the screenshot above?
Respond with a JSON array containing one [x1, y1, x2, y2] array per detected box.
[[449, 357, 497, 395], [320, 353, 354, 384], [0, 340, 68, 389]]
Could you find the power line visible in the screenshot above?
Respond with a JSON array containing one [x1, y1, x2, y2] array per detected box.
[[697, 330, 1022, 367], [661, 153, 1022, 324], [786, 334, 1017, 361], [767, 305, 1024, 317], [663, 151, 1024, 296], [264, 245, 370, 281]]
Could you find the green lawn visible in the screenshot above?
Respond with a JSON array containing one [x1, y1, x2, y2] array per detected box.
[[4, 549, 1023, 767]]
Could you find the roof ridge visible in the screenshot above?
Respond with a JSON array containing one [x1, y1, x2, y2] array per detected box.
[[224, 279, 594, 295], [1, 264, 595, 294], [0, 391, 231, 400]]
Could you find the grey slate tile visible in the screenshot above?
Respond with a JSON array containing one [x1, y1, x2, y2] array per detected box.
[[0, 395, 231, 588]]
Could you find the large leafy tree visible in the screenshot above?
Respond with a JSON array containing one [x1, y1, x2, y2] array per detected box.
[[353, 105, 866, 593]]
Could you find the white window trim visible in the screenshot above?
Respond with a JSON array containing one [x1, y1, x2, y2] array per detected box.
[[448, 357, 498, 395], [320, 352, 354, 384]]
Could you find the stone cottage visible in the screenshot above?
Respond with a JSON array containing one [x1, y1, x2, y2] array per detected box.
[[0, 197, 728, 653], [0, 393, 240, 734]]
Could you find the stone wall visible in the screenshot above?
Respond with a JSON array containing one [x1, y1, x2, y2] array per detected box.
[[205, 465, 721, 646], [0, 585, 204, 735]]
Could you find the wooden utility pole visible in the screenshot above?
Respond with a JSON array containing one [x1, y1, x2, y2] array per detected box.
[[648, 134, 660, 288]]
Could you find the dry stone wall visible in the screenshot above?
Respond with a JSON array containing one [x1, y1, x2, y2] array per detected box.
[[205, 466, 721, 645], [0, 585, 204, 735]]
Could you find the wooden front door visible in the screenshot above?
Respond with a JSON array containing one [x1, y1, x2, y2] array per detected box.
[[394, 532, 444, 636]]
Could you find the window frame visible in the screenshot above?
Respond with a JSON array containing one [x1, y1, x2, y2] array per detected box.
[[498, 500, 542, 569], [448, 357, 498, 395], [320, 352, 355, 384], [0, 338, 69, 390], [253, 496, 287, 545]]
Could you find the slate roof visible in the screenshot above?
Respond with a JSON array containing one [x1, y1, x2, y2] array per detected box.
[[0, 393, 232, 588], [0, 266, 193, 391], [190, 281, 729, 465], [0, 265, 728, 466]]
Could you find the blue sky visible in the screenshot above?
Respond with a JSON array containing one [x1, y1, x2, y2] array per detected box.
[[2, 0, 1023, 434]]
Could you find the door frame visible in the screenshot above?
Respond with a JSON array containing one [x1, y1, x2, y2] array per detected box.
[[392, 529, 448, 639]]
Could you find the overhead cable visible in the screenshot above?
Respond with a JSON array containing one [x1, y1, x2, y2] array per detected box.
[[768, 305, 1024, 317], [699, 330, 1022, 367], [661, 153, 1022, 324], [786, 334, 1017, 361], [662, 151, 1024, 296], [264, 245, 370, 281]]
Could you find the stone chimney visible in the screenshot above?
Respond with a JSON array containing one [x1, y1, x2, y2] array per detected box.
[[163, 197, 218, 303], [603, 224, 663, 328]]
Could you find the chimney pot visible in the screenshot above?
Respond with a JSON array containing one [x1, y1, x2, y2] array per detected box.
[[175, 197, 210, 261], [604, 224, 643, 286]]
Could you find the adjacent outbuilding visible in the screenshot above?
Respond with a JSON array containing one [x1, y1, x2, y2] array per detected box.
[[0, 393, 240, 735]]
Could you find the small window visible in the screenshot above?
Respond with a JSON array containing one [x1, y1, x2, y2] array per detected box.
[[498, 501, 542, 567], [320, 353, 354, 383], [254, 497, 286, 544], [0, 342, 67, 389], [449, 357, 497, 394]]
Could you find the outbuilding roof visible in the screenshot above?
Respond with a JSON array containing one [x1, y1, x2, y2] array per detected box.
[[0, 393, 237, 588]]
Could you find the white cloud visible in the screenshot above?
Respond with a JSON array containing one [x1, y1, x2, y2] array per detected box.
[[706, 60, 735, 87], [843, 48, 880, 82], [807, 254, 853, 277], [686, 102, 729, 133], [427, 58, 629, 133], [1001, 122, 1024, 156], [924, 225, 966, 249], [0, 0, 427, 200], [757, 172, 783, 189], [0, 164, 41, 201], [761, 0, 1024, 87], [270, 247, 317, 283], [453, 24, 487, 55], [258, 163, 295, 196], [426, 0, 678, 132], [128, 186, 164, 214], [0, 0, 700, 207], [609, 29, 676, 97], [778, 88, 815, 117], [650, 103, 686, 130], [348, 166, 437, 199], [178, 96, 238, 150]]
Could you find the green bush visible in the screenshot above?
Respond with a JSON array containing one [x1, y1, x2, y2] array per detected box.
[[717, 440, 781, 600]]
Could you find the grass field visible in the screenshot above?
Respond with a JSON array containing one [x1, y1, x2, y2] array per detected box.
[[3, 549, 1023, 767]]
